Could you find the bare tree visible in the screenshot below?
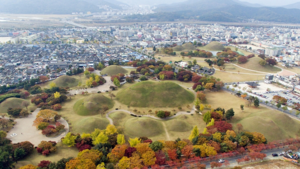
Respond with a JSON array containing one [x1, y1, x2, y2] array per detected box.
[[21, 101, 30, 110]]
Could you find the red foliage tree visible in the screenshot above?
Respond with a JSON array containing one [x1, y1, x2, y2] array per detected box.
[[124, 147, 137, 157], [52, 104, 62, 110], [38, 160, 51, 168], [266, 58, 277, 66], [214, 121, 232, 132], [155, 151, 166, 165], [36, 147, 43, 153], [211, 112, 222, 121], [111, 75, 120, 81], [87, 67, 94, 72], [143, 139, 153, 144], [192, 75, 202, 83], [42, 150, 50, 156], [167, 149, 177, 161], [238, 56, 248, 64], [39, 76, 49, 82]]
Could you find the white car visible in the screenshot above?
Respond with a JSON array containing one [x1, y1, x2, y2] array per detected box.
[[218, 159, 225, 163]]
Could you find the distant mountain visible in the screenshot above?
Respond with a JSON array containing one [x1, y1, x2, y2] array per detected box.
[[126, 4, 300, 23], [83, 0, 123, 9], [155, 0, 238, 12], [232, 0, 263, 7], [284, 2, 300, 9], [0, 0, 102, 14]]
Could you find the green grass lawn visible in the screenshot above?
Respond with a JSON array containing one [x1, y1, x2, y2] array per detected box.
[[16, 143, 78, 168], [101, 65, 128, 76], [73, 95, 114, 116], [206, 91, 300, 141], [39, 74, 86, 89], [116, 81, 194, 108]]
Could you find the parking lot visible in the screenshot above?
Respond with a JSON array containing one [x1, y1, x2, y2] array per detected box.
[[229, 82, 300, 106]]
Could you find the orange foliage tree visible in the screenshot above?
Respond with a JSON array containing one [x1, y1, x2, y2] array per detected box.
[[65, 158, 96, 169]]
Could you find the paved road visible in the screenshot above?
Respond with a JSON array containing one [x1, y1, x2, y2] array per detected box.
[[6, 108, 69, 146]]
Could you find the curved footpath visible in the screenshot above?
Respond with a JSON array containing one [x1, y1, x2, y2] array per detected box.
[[6, 108, 69, 146]]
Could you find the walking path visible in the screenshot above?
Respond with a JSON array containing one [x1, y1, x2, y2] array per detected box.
[[6, 108, 69, 146]]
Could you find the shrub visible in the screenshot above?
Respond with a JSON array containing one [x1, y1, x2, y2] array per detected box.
[[0, 93, 21, 103], [238, 56, 248, 64], [156, 111, 171, 118], [139, 76, 148, 81], [38, 122, 49, 130], [38, 160, 51, 168], [52, 104, 62, 110]]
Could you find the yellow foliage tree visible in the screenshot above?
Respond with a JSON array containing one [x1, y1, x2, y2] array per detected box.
[[77, 149, 103, 163], [135, 143, 152, 155], [200, 104, 205, 111], [117, 134, 126, 145], [165, 141, 176, 150], [203, 128, 208, 134], [212, 132, 222, 142], [129, 152, 143, 168], [86, 80, 92, 87], [207, 118, 215, 127], [129, 137, 141, 147], [142, 150, 156, 166], [106, 124, 117, 135], [65, 158, 96, 169], [176, 140, 187, 150], [54, 91, 61, 99], [204, 83, 214, 90], [93, 132, 108, 145], [20, 164, 37, 169], [50, 82, 56, 89], [96, 163, 106, 169], [188, 126, 199, 141], [81, 133, 91, 139], [95, 75, 100, 83], [36, 109, 59, 123], [252, 132, 266, 144], [118, 156, 130, 169]]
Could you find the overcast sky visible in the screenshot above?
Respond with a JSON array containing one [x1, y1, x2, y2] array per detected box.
[[240, 0, 299, 6], [119, 0, 300, 6]]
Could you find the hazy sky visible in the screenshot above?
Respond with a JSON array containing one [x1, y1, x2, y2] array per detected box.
[[240, 0, 299, 6], [119, 0, 300, 6]]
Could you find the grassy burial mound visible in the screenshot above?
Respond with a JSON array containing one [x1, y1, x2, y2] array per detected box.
[[0, 98, 30, 114], [173, 43, 196, 51], [73, 117, 109, 134], [236, 111, 300, 141], [237, 56, 281, 73], [73, 95, 114, 116], [124, 117, 164, 137], [52, 75, 79, 88], [203, 41, 225, 51], [165, 119, 193, 132], [116, 81, 194, 107], [101, 65, 128, 76]]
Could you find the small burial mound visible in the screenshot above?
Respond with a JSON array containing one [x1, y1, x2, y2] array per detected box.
[[52, 75, 79, 88], [0, 98, 28, 114], [116, 81, 194, 107], [101, 65, 128, 76], [73, 95, 114, 116], [73, 117, 109, 133], [204, 41, 225, 51], [124, 118, 164, 137]]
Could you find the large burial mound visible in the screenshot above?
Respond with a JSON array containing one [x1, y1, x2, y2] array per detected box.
[[0, 98, 29, 114], [173, 43, 196, 51], [204, 41, 225, 51], [116, 81, 194, 107], [101, 65, 128, 76], [73, 117, 109, 133], [73, 95, 114, 116], [52, 75, 79, 88]]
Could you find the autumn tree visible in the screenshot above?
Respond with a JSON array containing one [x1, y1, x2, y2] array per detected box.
[[118, 156, 130, 169], [21, 100, 30, 110], [129, 138, 141, 147], [106, 124, 117, 135], [189, 126, 199, 141], [62, 132, 77, 147], [214, 121, 232, 132], [113, 77, 120, 87], [203, 112, 211, 124], [39, 76, 49, 82], [77, 149, 102, 163], [54, 91, 61, 99], [65, 158, 96, 169], [197, 91, 206, 102], [142, 150, 156, 166], [20, 164, 37, 169], [93, 132, 108, 145], [117, 134, 126, 145], [50, 82, 56, 89], [204, 83, 214, 90], [236, 123, 243, 133]]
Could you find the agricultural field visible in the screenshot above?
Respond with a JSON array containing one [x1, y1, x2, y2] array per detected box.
[[206, 91, 300, 141]]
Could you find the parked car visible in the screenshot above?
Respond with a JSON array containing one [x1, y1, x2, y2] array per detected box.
[[218, 159, 225, 163], [279, 152, 285, 156], [272, 153, 278, 157]]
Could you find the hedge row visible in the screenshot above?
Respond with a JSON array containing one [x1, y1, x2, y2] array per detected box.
[[0, 93, 21, 103]]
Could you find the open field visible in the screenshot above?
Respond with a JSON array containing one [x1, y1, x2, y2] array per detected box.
[[101, 65, 128, 76], [73, 94, 114, 116], [116, 81, 194, 107], [206, 91, 300, 141], [16, 143, 78, 168], [236, 56, 281, 73], [241, 160, 300, 169], [59, 94, 110, 134]]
